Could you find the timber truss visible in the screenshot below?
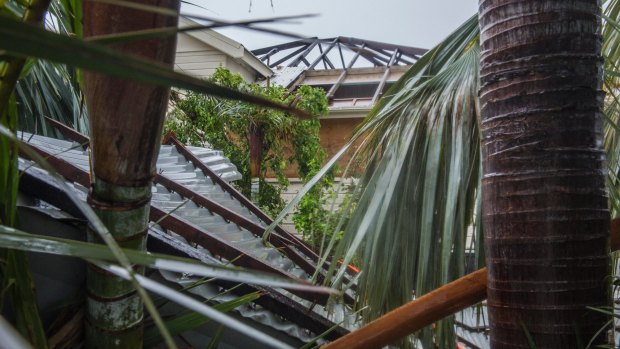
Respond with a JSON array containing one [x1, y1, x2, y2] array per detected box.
[[252, 37, 426, 71], [252, 37, 427, 106]]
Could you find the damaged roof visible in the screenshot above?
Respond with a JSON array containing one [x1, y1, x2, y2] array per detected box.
[[252, 37, 428, 111], [17, 130, 355, 347], [17, 127, 492, 348]]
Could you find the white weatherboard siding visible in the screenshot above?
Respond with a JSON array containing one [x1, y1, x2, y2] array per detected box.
[[175, 34, 228, 79], [225, 56, 256, 82], [174, 17, 272, 82]]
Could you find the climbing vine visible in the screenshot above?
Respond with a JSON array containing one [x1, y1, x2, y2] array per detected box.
[[165, 67, 333, 246]]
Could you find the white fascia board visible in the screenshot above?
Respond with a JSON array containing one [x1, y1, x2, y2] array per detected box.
[[319, 107, 372, 119]]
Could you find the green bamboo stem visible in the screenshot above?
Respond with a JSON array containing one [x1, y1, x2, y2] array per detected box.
[[81, 0, 180, 345], [85, 177, 151, 348]]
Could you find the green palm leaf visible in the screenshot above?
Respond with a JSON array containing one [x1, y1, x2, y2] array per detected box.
[[272, 4, 620, 346], [327, 17, 480, 348], [0, 226, 336, 294], [267, 16, 482, 347], [603, 0, 620, 218], [0, 15, 306, 117]]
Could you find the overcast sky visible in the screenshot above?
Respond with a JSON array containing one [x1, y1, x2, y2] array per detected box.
[[182, 0, 479, 51]]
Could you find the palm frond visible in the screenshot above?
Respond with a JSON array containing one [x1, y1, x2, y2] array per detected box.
[[266, 15, 481, 347], [14, 59, 88, 136], [603, 0, 620, 218], [0, 15, 307, 117], [268, 6, 620, 347], [325, 17, 480, 348]]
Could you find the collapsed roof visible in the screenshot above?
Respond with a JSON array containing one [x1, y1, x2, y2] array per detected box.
[[16, 123, 490, 348], [252, 37, 428, 111], [17, 128, 356, 348]]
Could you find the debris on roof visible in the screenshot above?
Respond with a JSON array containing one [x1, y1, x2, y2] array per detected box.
[[17, 127, 495, 348], [17, 130, 354, 346]]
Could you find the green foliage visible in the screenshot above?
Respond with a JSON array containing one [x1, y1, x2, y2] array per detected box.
[[13, 0, 88, 137], [165, 67, 334, 241], [1, 4, 335, 348], [0, 0, 56, 347]]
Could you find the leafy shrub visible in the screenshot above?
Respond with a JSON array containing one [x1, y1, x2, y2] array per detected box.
[[165, 67, 334, 244]]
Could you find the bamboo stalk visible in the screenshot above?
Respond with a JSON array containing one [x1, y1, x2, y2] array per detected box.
[[82, 0, 180, 347], [322, 223, 620, 349]]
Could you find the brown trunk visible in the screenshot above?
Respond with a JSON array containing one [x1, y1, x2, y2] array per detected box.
[[82, 0, 179, 347], [249, 122, 264, 178], [479, 1, 609, 348], [83, 0, 179, 187]]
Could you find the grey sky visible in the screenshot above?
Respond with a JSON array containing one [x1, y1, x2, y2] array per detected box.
[[182, 0, 479, 51]]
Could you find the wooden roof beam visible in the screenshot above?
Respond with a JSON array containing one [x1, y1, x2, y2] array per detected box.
[[251, 38, 316, 55], [269, 45, 309, 68], [326, 43, 366, 100], [338, 36, 427, 57], [363, 47, 392, 64], [258, 48, 279, 62], [371, 49, 399, 104], [288, 40, 319, 67], [337, 42, 346, 69], [308, 38, 338, 70], [352, 47, 387, 67], [323, 55, 336, 69]]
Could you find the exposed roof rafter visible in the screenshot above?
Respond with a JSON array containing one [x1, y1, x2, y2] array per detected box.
[[252, 36, 426, 71]]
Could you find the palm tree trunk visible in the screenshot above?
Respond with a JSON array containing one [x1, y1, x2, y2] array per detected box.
[[249, 122, 263, 202], [82, 0, 179, 347], [479, 1, 610, 347]]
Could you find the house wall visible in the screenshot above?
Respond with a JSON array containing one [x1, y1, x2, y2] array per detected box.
[[175, 34, 255, 81], [275, 117, 362, 178], [225, 56, 257, 82], [319, 117, 363, 171], [272, 116, 364, 179]]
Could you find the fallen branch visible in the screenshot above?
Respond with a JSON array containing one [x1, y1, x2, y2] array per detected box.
[[323, 220, 620, 349]]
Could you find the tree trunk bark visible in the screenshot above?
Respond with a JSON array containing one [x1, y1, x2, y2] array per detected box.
[[249, 122, 263, 202], [82, 0, 179, 347], [479, 1, 610, 348]]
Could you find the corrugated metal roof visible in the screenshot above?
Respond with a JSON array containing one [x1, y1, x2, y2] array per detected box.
[[258, 66, 306, 88], [18, 131, 520, 348], [18, 131, 354, 344], [455, 306, 490, 349]]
